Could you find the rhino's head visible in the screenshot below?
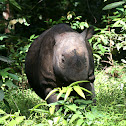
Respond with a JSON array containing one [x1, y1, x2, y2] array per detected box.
[[53, 27, 94, 82]]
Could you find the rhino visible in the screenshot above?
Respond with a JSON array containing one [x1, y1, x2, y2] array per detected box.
[[25, 24, 95, 108]]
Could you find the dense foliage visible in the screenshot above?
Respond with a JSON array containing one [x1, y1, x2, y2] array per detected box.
[[0, 0, 126, 125], [0, 66, 125, 125]]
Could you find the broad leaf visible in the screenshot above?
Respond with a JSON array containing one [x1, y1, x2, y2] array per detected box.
[[8, 116, 25, 126], [70, 80, 89, 87], [0, 35, 8, 41], [0, 109, 6, 114], [57, 87, 67, 100], [48, 100, 64, 106], [49, 105, 55, 115], [74, 99, 93, 105], [0, 68, 11, 77], [5, 80, 17, 88], [93, 54, 101, 60], [103, 1, 125, 10], [22, 120, 34, 126], [29, 109, 49, 113], [0, 56, 13, 63], [45, 89, 59, 100], [8, 73, 19, 81], [0, 71, 8, 77], [80, 87, 92, 94], [73, 86, 85, 99], [64, 87, 72, 101], [0, 115, 10, 123], [65, 104, 78, 112], [76, 119, 84, 126], [57, 90, 64, 100], [30, 103, 47, 113], [69, 114, 79, 123]]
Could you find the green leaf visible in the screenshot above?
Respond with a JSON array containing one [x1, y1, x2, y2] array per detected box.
[[65, 104, 78, 112], [71, 25, 77, 29], [30, 34, 35, 40], [64, 87, 72, 101], [0, 71, 8, 77], [70, 80, 89, 87], [57, 89, 65, 100], [93, 41, 100, 49], [103, 1, 125, 10], [0, 45, 6, 50], [30, 109, 49, 114], [69, 114, 79, 123], [29, 34, 38, 41], [30, 103, 47, 113], [0, 115, 10, 124], [84, 22, 89, 28], [48, 100, 64, 106], [93, 54, 101, 60], [1, 68, 11, 72], [62, 118, 67, 125], [22, 120, 34, 126], [73, 86, 85, 99], [8, 73, 19, 81], [0, 68, 11, 77], [74, 99, 93, 105], [0, 89, 4, 101], [113, 20, 126, 27], [9, 0, 22, 10], [15, 116, 25, 123], [0, 35, 8, 41], [49, 105, 55, 115], [118, 120, 126, 125], [0, 56, 13, 63], [8, 116, 25, 126], [53, 116, 61, 124], [116, 104, 125, 107], [45, 89, 59, 100], [0, 109, 6, 114], [116, 43, 123, 51], [76, 119, 84, 126], [5, 80, 17, 88], [98, 44, 106, 53], [85, 112, 95, 120], [79, 22, 85, 30], [67, 13, 72, 20]]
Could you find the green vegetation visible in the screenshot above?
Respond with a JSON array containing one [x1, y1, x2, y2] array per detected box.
[[0, 65, 125, 125], [0, 0, 126, 125]]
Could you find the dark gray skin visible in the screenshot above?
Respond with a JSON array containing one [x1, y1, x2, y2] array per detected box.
[[25, 24, 95, 109]]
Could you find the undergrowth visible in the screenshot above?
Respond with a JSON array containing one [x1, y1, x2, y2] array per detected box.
[[0, 64, 126, 126]]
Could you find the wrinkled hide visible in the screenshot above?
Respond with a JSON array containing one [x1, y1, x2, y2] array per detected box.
[[25, 24, 95, 108]]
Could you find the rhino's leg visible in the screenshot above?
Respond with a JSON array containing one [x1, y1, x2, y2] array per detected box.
[[44, 87, 59, 110]]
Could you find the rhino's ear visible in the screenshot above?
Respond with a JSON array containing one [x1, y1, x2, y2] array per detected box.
[[81, 26, 94, 40]]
